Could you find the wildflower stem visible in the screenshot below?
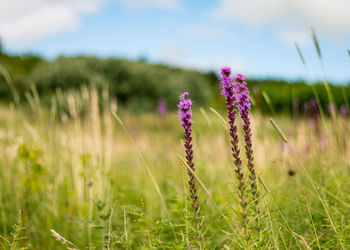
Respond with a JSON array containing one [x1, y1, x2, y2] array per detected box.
[[236, 74, 260, 215], [220, 68, 247, 227], [178, 92, 201, 234]]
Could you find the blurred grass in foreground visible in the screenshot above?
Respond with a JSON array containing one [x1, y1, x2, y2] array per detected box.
[[0, 86, 349, 248]]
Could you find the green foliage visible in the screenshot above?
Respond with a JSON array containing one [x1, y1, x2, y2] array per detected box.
[[0, 53, 42, 98], [0, 211, 26, 250], [248, 79, 350, 115], [1, 53, 213, 111], [30, 57, 94, 93], [18, 143, 46, 195], [1, 52, 349, 113]]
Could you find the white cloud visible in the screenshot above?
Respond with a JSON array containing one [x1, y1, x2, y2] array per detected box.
[[213, 0, 350, 43], [116, 0, 181, 11], [0, 0, 106, 45], [160, 42, 245, 72], [0, 0, 182, 45], [280, 29, 310, 44], [183, 24, 229, 38], [161, 43, 188, 65]]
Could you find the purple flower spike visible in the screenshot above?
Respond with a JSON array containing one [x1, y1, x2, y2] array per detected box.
[[178, 92, 201, 229], [235, 74, 260, 214], [340, 105, 348, 118], [158, 98, 167, 116], [219, 67, 247, 223]]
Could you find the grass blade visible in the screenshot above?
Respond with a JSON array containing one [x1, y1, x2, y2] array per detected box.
[[261, 91, 275, 115], [294, 42, 306, 66], [311, 27, 322, 60], [269, 118, 288, 143], [209, 107, 229, 130]]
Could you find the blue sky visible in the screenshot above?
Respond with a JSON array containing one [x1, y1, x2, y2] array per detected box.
[[1, 0, 349, 83]]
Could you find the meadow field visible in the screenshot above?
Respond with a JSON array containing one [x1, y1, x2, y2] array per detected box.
[[0, 1, 349, 248], [0, 85, 349, 249]]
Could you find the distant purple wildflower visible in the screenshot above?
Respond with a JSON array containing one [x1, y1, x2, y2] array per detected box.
[[340, 105, 348, 118], [158, 98, 167, 116], [219, 68, 247, 222], [178, 92, 200, 228], [235, 74, 259, 214]]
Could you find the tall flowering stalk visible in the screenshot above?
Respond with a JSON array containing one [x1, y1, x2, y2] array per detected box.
[[178, 92, 201, 229], [235, 73, 260, 214], [220, 68, 248, 224]]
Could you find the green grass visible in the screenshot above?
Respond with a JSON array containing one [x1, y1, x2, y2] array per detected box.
[[0, 87, 349, 249]]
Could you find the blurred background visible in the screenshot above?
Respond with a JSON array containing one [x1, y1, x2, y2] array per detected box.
[[1, 1, 350, 248], [0, 0, 349, 113]]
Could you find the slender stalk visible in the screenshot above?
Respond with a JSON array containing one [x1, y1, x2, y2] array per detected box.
[[178, 92, 201, 233], [219, 68, 247, 227], [235, 73, 260, 214]]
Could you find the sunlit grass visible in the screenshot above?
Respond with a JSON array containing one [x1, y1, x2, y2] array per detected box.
[[0, 87, 349, 248]]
